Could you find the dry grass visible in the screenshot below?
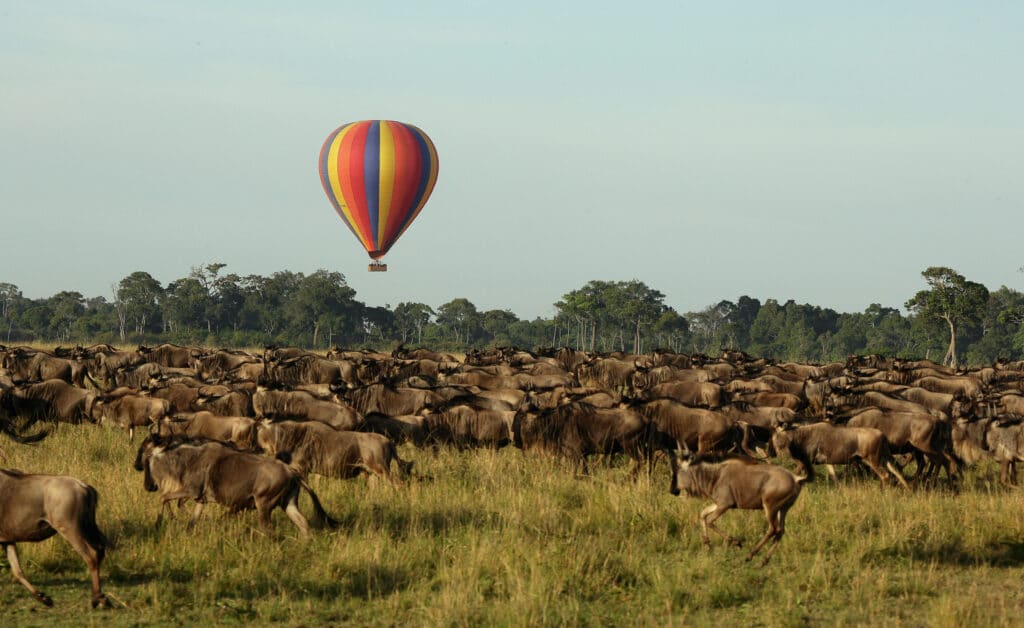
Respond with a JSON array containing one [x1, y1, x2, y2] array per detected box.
[[2, 424, 1024, 626]]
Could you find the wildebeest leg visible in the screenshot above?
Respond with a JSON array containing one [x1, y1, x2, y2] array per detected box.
[[746, 503, 780, 562], [157, 491, 193, 527], [700, 503, 740, 548], [885, 460, 911, 489], [282, 498, 311, 539], [825, 464, 839, 483], [756, 498, 795, 566], [4, 544, 53, 606], [54, 526, 109, 608], [186, 502, 205, 529]]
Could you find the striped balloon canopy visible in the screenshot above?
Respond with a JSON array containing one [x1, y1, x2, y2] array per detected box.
[[318, 120, 439, 264]]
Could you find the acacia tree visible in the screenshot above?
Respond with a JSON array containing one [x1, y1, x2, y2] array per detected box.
[[0, 282, 23, 342], [393, 302, 435, 344], [436, 298, 480, 346], [556, 280, 678, 353], [117, 271, 164, 336], [905, 267, 989, 369]]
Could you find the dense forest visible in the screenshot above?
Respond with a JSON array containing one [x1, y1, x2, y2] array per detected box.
[[2, 264, 1023, 366]]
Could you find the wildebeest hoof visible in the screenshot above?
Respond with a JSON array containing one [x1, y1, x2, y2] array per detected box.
[[35, 591, 54, 607], [92, 594, 111, 609], [729, 538, 743, 548]]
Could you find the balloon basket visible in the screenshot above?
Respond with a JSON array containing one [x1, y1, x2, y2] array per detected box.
[[368, 262, 388, 272]]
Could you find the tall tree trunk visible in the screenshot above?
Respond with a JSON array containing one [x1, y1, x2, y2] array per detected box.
[[312, 320, 320, 348], [944, 316, 957, 369]]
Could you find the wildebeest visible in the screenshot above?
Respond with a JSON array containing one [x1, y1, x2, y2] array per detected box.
[[0, 379, 97, 425], [137, 343, 201, 368], [158, 411, 260, 450], [253, 388, 362, 430], [0, 469, 109, 607], [669, 454, 805, 565], [133, 435, 335, 537], [984, 418, 1024, 486], [633, 399, 748, 458], [513, 402, 649, 476], [358, 412, 427, 446], [255, 420, 413, 485], [640, 381, 727, 409], [421, 404, 515, 449], [1, 347, 94, 388], [91, 391, 171, 440], [263, 355, 355, 388], [346, 383, 446, 416], [771, 422, 910, 489], [844, 408, 957, 482]]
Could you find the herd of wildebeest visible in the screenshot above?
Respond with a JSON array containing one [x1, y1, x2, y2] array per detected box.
[[3, 342, 1024, 607]]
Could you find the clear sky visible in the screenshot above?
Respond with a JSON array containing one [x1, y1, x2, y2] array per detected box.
[[3, 2, 1022, 320]]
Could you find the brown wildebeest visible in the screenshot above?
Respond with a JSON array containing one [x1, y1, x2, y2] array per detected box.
[[771, 422, 910, 489], [512, 402, 649, 476], [91, 392, 171, 440], [253, 388, 362, 431], [358, 412, 427, 446], [640, 381, 727, 409], [158, 411, 260, 450], [133, 435, 335, 537], [346, 383, 446, 416], [256, 420, 413, 485], [421, 404, 515, 449], [0, 379, 97, 425], [0, 469, 109, 607], [844, 408, 957, 483], [137, 343, 201, 368], [669, 454, 805, 565]]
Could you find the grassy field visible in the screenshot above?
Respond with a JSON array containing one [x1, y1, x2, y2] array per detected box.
[[2, 424, 1024, 627]]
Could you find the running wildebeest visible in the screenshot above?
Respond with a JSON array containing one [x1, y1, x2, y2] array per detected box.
[[133, 435, 336, 537], [0, 469, 109, 607], [669, 454, 805, 565]]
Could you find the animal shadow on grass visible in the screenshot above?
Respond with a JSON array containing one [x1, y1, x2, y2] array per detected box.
[[863, 540, 1024, 568]]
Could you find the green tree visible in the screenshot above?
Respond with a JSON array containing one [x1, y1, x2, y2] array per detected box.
[[436, 298, 481, 347], [393, 302, 435, 344], [287, 270, 360, 348], [480, 309, 520, 347], [49, 291, 85, 343], [0, 282, 23, 342], [116, 271, 164, 337], [905, 267, 989, 368], [555, 280, 677, 352], [967, 286, 1024, 364]]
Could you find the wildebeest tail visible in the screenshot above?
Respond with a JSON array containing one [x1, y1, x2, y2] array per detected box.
[[80, 485, 110, 555], [275, 450, 293, 465], [297, 477, 339, 529]]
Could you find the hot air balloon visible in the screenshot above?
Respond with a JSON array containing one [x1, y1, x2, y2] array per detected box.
[[318, 120, 439, 272]]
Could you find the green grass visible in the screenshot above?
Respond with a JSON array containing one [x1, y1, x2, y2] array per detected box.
[[3, 425, 1024, 626]]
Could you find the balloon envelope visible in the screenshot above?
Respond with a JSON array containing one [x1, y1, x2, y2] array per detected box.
[[318, 120, 439, 260]]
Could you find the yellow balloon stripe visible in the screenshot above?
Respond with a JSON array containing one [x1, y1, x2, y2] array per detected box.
[[376, 122, 396, 251], [326, 125, 371, 251]]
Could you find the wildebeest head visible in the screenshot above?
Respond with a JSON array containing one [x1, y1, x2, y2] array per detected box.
[[770, 425, 795, 457], [669, 455, 697, 497], [133, 434, 166, 491]]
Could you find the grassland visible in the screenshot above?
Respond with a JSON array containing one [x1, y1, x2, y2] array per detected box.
[[2, 424, 1024, 627]]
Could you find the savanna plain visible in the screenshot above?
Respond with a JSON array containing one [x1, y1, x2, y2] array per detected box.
[[3, 424, 1024, 627]]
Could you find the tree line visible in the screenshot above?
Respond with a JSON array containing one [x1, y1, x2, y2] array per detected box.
[[2, 265, 1022, 366]]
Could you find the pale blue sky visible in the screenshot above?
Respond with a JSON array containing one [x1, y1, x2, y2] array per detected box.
[[2, 2, 1022, 319]]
